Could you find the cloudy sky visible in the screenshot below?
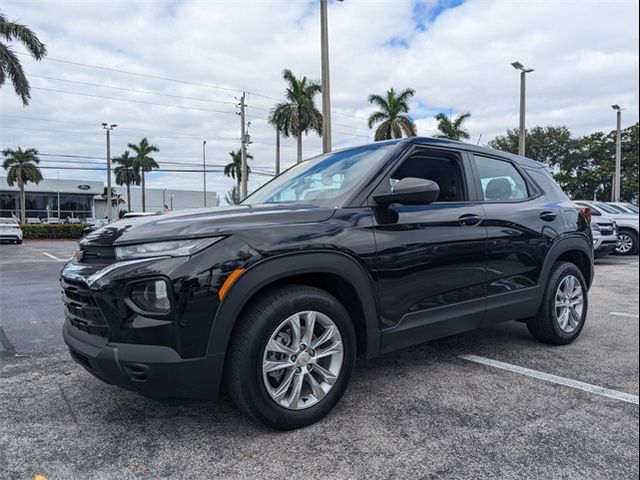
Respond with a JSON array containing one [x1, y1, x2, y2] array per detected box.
[[1, 0, 638, 202]]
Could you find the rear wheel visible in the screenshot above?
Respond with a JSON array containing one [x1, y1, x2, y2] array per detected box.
[[226, 285, 356, 430], [616, 230, 638, 255], [527, 262, 588, 345]]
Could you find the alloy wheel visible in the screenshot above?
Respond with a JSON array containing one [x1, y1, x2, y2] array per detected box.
[[616, 233, 634, 254], [262, 311, 343, 410], [554, 275, 584, 333]]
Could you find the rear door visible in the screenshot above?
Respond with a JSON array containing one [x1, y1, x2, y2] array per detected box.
[[371, 146, 488, 353], [470, 154, 566, 324]]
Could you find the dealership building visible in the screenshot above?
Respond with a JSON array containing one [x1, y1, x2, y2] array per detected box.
[[0, 177, 218, 220]]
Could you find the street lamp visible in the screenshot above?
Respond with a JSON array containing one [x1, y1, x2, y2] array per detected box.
[[611, 105, 624, 202], [320, 0, 343, 154], [511, 61, 534, 156], [102, 123, 118, 221], [203, 140, 207, 207]]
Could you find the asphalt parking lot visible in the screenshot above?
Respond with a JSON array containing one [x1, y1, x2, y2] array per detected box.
[[1, 240, 638, 479]]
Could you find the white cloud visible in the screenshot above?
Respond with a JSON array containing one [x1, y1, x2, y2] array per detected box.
[[1, 0, 638, 200]]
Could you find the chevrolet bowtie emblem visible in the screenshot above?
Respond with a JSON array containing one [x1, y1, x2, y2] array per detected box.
[[75, 249, 84, 262]]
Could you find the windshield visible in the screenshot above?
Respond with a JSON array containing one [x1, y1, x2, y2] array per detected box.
[[596, 202, 621, 214], [626, 204, 639, 213], [243, 144, 395, 206]]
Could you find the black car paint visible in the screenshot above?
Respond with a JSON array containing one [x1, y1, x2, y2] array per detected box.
[[61, 137, 594, 400]]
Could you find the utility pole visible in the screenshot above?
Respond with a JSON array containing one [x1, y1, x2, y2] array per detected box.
[[102, 123, 117, 221], [320, 0, 334, 153], [612, 105, 623, 202], [203, 140, 207, 207], [275, 128, 281, 176], [238, 92, 248, 199], [511, 62, 534, 156]]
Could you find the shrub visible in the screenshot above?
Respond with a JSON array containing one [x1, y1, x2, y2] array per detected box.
[[22, 223, 86, 239]]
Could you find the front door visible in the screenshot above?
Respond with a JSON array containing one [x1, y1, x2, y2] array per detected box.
[[371, 147, 488, 353]]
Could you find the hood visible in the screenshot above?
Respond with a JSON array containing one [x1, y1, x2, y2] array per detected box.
[[81, 204, 335, 246]]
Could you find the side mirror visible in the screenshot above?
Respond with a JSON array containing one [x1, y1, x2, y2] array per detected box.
[[374, 177, 440, 205]]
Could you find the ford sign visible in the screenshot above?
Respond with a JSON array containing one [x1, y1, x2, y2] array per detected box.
[[77, 184, 91, 191]]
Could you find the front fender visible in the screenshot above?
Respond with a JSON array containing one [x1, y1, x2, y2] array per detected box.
[[206, 251, 380, 359]]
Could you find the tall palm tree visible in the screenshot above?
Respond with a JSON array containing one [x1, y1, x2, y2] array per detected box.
[[269, 69, 323, 163], [367, 88, 417, 141], [2, 147, 43, 223], [0, 11, 48, 106], [127, 138, 159, 212], [435, 112, 472, 141], [113, 150, 140, 212], [224, 149, 253, 195]]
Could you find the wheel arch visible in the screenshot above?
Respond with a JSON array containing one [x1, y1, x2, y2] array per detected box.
[[206, 251, 381, 362], [541, 236, 594, 291]]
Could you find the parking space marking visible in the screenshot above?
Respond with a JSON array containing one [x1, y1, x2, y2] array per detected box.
[[42, 252, 66, 261], [460, 354, 639, 405], [610, 311, 639, 319]]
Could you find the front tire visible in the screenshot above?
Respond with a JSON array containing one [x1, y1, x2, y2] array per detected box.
[[527, 262, 588, 345], [616, 230, 638, 256], [226, 285, 356, 430]]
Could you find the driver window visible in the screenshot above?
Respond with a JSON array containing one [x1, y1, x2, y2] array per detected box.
[[390, 151, 466, 202]]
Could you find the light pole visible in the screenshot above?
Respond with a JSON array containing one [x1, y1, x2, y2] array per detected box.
[[203, 140, 207, 207], [320, 0, 343, 154], [611, 105, 624, 202], [511, 62, 534, 156], [102, 123, 118, 221]]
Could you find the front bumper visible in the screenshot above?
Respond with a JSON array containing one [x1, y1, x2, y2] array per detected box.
[[63, 318, 224, 399], [593, 237, 618, 253]]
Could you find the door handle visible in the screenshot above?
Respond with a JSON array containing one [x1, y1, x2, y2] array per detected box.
[[539, 211, 557, 222], [458, 214, 483, 226]]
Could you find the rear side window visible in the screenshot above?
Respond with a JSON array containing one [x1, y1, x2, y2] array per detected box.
[[526, 168, 568, 201], [473, 155, 529, 201]]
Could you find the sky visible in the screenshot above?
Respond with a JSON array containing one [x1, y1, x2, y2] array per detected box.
[[1, 0, 638, 202]]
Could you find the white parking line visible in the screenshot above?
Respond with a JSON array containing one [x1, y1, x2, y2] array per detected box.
[[42, 252, 66, 261], [460, 354, 639, 405], [610, 312, 639, 319]]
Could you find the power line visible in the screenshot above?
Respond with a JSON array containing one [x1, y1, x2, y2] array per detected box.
[[34, 165, 275, 177], [31, 87, 238, 115], [30, 74, 237, 106]]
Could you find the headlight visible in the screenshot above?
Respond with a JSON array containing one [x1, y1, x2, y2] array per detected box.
[[115, 237, 223, 260], [591, 223, 600, 231]]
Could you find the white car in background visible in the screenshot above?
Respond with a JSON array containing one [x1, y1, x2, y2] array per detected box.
[[607, 202, 640, 215], [0, 218, 23, 244], [575, 201, 639, 256]]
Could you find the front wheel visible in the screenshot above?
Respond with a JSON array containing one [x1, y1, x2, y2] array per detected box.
[[226, 285, 356, 430], [526, 262, 588, 345], [616, 230, 638, 256]]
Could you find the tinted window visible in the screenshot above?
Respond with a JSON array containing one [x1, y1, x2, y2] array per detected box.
[[390, 152, 466, 202], [526, 168, 568, 200], [473, 155, 529, 201]]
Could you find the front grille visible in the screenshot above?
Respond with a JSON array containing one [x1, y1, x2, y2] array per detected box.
[[597, 223, 615, 236], [61, 277, 109, 337]]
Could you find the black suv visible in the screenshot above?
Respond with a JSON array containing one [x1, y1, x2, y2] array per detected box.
[[61, 137, 594, 429]]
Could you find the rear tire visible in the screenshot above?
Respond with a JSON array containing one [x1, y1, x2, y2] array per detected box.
[[226, 284, 356, 430], [527, 262, 588, 345]]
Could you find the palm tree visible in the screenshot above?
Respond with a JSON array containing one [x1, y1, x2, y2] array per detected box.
[[225, 186, 241, 206], [367, 88, 417, 141], [2, 147, 43, 223], [224, 149, 253, 195], [113, 151, 140, 212], [435, 112, 472, 141], [0, 11, 48, 105], [269, 69, 323, 163], [127, 138, 159, 212]]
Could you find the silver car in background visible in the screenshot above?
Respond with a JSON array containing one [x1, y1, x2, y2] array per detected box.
[[575, 201, 639, 256]]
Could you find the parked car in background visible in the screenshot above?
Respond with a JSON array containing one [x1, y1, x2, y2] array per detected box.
[[607, 202, 640, 215], [590, 216, 619, 257], [122, 211, 163, 218], [25, 217, 42, 224], [575, 201, 639, 255], [0, 218, 23, 244], [62, 138, 594, 429], [67, 217, 82, 224], [43, 217, 61, 225]]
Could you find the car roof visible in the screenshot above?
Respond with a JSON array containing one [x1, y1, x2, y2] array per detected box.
[[346, 137, 546, 169]]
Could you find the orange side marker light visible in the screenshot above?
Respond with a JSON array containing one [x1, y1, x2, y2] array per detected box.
[[218, 268, 246, 300]]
